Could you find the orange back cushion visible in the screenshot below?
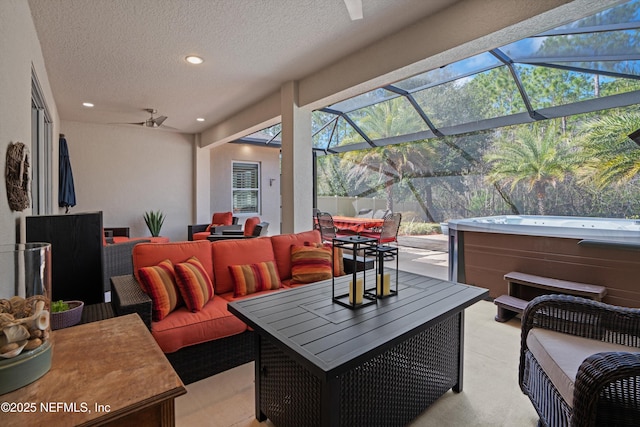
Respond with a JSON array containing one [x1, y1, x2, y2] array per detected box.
[[211, 211, 233, 226], [244, 217, 260, 236], [210, 237, 276, 294], [133, 240, 213, 284], [270, 230, 322, 281]]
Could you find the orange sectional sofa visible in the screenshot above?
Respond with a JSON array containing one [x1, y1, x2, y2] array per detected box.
[[110, 229, 324, 384]]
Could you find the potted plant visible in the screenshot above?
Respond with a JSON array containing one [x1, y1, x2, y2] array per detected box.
[[144, 210, 165, 237], [50, 300, 84, 330]]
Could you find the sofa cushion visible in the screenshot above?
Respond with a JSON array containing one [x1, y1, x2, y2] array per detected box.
[[526, 328, 636, 407], [192, 231, 210, 241], [271, 230, 322, 281], [290, 245, 333, 284], [211, 237, 277, 294], [205, 211, 234, 232], [229, 260, 281, 297], [138, 259, 182, 321], [306, 242, 345, 277], [151, 297, 247, 353], [174, 256, 215, 312], [133, 240, 213, 284]]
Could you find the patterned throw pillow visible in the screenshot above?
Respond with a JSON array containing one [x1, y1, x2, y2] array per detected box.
[[290, 245, 334, 284], [138, 259, 182, 321], [229, 261, 281, 297], [304, 242, 345, 277], [174, 256, 215, 312]]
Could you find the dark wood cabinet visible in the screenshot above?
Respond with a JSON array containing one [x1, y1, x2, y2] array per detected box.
[[26, 212, 104, 304]]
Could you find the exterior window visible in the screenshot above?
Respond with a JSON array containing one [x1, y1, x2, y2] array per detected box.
[[232, 161, 260, 214]]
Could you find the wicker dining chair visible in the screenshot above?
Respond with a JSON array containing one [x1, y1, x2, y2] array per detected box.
[[315, 211, 355, 242], [519, 294, 640, 427]]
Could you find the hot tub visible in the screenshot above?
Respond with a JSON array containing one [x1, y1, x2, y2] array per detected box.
[[448, 215, 640, 307]]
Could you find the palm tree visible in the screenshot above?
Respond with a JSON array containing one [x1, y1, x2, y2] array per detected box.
[[578, 112, 640, 189], [485, 127, 577, 215], [338, 98, 439, 219]]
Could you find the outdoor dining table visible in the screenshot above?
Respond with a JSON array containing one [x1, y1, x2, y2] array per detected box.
[[330, 215, 384, 233]]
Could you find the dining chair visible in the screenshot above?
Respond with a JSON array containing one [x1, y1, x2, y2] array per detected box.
[[316, 212, 355, 242], [359, 212, 402, 245]]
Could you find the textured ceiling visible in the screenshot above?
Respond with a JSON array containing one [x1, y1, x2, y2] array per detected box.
[[28, 0, 460, 134]]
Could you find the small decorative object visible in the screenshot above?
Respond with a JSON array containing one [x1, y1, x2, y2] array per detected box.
[[332, 236, 377, 309], [5, 141, 31, 212], [50, 300, 84, 330], [370, 245, 398, 298], [144, 210, 165, 237], [0, 243, 53, 394]]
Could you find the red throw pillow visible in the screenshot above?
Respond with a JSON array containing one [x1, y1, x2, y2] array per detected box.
[[304, 242, 345, 277], [290, 245, 333, 284], [229, 261, 281, 297], [174, 256, 215, 312], [138, 259, 182, 321]]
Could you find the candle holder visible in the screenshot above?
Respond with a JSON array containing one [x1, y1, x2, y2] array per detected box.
[[367, 244, 398, 298], [332, 236, 377, 309]]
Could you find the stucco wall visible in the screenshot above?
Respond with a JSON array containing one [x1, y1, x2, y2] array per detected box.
[[61, 121, 194, 241], [210, 143, 281, 235], [0, 0, 59, 246]]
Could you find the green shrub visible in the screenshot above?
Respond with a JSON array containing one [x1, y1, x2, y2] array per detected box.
[[399, 221, 441, 235]]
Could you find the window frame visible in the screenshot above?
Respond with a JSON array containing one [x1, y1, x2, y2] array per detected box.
[[231, 160, 261, 215]]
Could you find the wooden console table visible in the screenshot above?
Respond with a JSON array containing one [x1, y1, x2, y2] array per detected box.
[[3, 314, 186, 426]]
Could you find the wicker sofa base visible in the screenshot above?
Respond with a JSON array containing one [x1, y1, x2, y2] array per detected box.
[[165, 330, 255, 385], [258, 313, 461, 427]]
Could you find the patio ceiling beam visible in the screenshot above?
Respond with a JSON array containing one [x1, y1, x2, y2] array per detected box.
[[490, 48, 546, 121], [535, 21, 640, 37]]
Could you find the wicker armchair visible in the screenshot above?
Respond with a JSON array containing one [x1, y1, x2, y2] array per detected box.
[[519, 294, 640, 427], [102, 239, 150, 294]]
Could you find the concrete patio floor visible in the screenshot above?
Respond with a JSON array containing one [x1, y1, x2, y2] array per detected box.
[[175, 235, 539, 426]]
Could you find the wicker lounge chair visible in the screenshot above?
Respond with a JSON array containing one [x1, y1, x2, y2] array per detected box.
[[519, 294, 640, 426]]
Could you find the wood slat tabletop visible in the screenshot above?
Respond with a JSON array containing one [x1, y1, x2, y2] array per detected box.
[[228, 270, 488, 378]]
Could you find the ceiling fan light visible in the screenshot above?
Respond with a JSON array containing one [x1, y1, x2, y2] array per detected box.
[[196, 118, 205, 122], [185, 55, 204, 65], [82, 102, 94, 107]]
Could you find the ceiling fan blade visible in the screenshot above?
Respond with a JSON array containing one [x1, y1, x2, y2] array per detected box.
[[344, 0, 363, 20], [154, 115, 168, 126]]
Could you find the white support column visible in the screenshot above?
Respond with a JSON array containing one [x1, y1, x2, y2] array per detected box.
[[280, 81, 312, 234]]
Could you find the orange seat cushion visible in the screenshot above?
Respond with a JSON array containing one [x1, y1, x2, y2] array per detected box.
[[133, 240, 213, 285], [211, 237, 277, 294], [270, 229, 322, 281], [192, 231, 210, 241], [151, 297, 247, 353]]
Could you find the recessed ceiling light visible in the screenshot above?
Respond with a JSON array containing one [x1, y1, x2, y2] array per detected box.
[[82, 102, 94, 107], [196, 118, 205, 122], [185, 55, 204, 65]]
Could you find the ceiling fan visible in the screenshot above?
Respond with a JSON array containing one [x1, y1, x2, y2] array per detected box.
[[344, 0, 363, 20], [129, 108, 169, 128]]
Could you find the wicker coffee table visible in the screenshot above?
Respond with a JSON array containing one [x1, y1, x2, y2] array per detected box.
[[228, 270, 488, 427]]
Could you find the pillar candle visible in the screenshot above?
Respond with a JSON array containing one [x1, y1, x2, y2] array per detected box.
[[383, 272, 391, 296], [377, 273, 391, 296], [349, 278, 364, 304]]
